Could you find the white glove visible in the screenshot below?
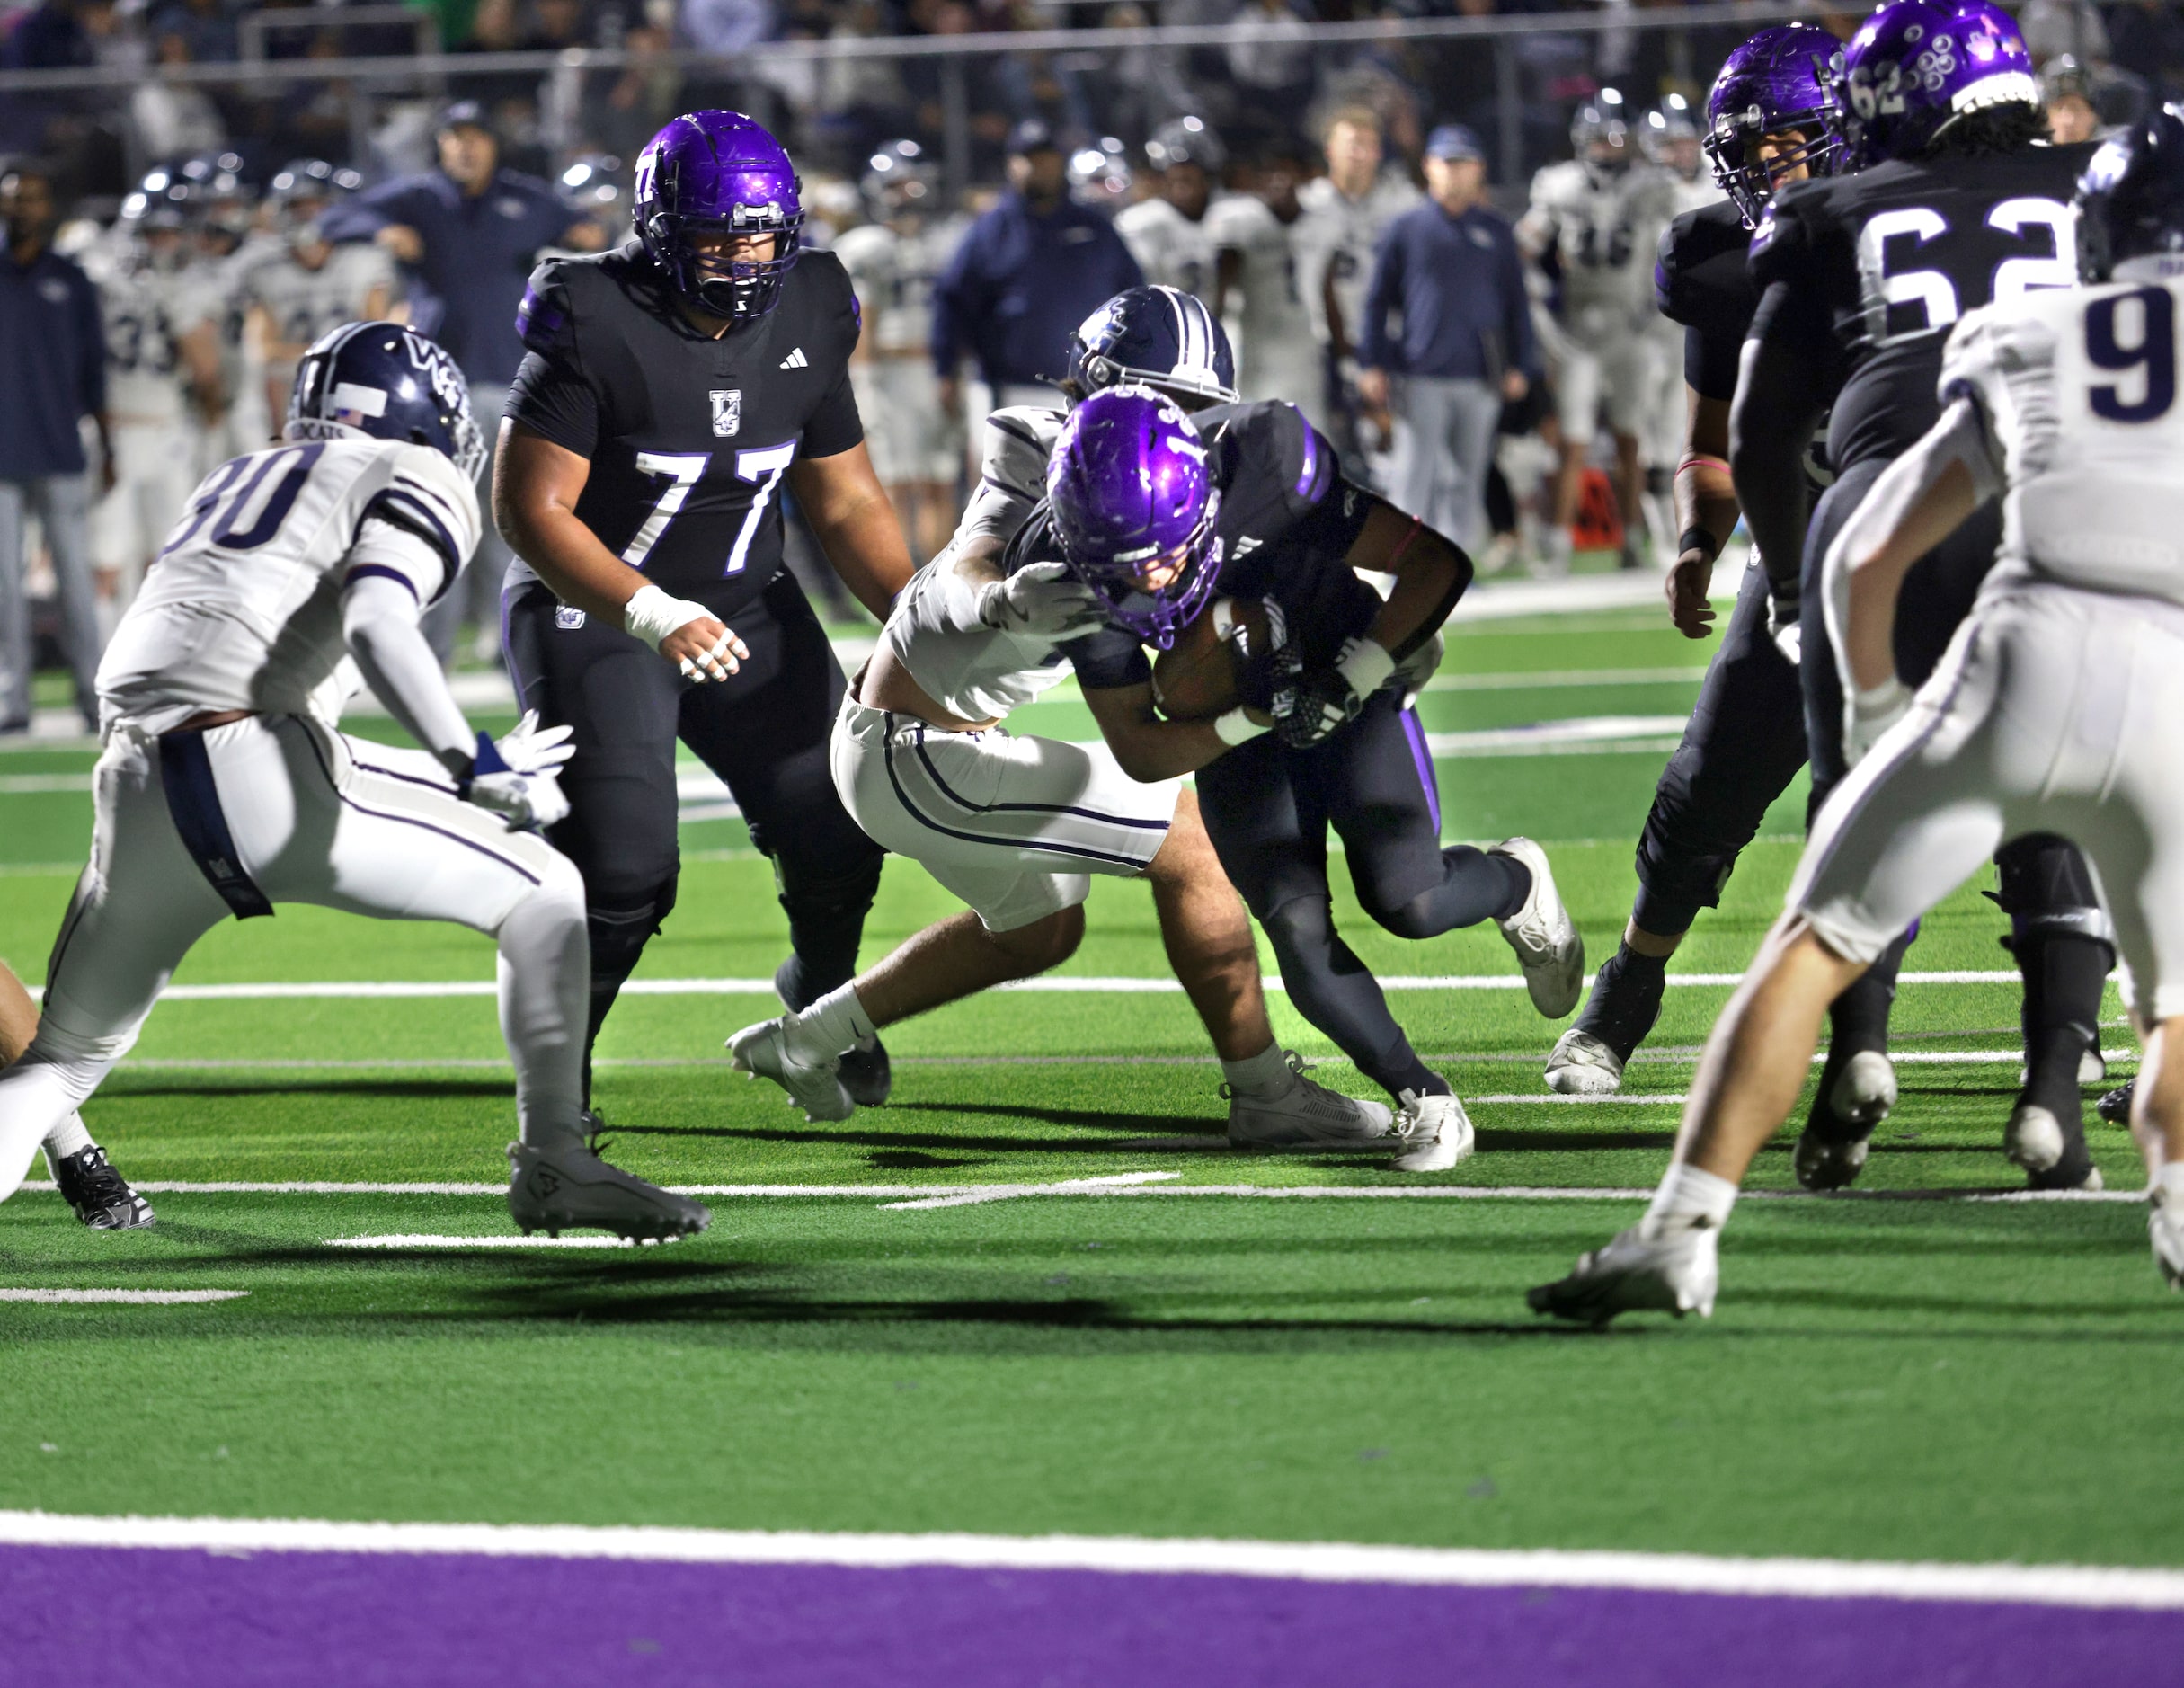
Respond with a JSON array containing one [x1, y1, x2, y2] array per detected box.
[[460, 731, 571, 831], [1842, 676, 1911, 770], [494, 709, 575, 777], [975, 561, 1106, 638]]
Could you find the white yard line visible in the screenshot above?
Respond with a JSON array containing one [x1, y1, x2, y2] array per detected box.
[[880, 1171, 1179, 1210], [0, 1510, 2176, 1610], [0, 1288, 247, 1303], [31, 970, 2042, 1002], [325, 1234, 648, 1249]]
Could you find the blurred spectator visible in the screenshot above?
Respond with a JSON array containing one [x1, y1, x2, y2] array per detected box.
[[1291, 103, 1418, 466], [1355, 125, 1531, 553], [2039, 54, 2102, 145], [681, 0, 774, 55], [2019, 0, 2110, 66], [321, 99, 604, 664], [1117, 115, 1224, 299], [930, 119, 1141, 436], [1208, 137, 1322, 426], [4, 0, 95, 71], [1225, 0, 1314, 109], [585, 17, 686, 160], [147, 0, 238, 65], [131, 32, 227, 162], [0, 162, 108, 732]]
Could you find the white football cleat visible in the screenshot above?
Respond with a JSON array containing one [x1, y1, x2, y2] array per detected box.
[[506, 1142, 710, 1242], [1529, 1221, 1719, 1326], [1544, 1028, 1625, 1096], [1226, 1053, 1395, 1150], [1793, 1051, 1897, 1191], [1389, 1090, 1475, 1172], [1489, 838, 1585, 1019], [727, 1014, 855, 1123], [2151, 1190, 2184, 1290]]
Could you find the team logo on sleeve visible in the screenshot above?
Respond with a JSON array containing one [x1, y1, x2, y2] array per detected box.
[[710, 389, 742, 438]]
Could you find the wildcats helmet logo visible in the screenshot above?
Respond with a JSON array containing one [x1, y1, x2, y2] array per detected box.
[[710, 389, 742, 438]]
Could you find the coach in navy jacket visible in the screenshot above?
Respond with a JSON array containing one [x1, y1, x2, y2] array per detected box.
[[1356, 125, 1534, 552], [930, 120, 1143, 422]]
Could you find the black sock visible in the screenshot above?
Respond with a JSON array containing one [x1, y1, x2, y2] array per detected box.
[[2018, 932, 2111, 1117], [1827, 927, 1913, 1055], [1571, 943, 1667, 1062]]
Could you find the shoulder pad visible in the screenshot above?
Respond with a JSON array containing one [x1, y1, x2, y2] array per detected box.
[[981, 405, 1064, 499], [373, 442, 483, 573]]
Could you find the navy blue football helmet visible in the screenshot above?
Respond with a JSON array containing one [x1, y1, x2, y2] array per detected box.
[[2077, 103, 2184, 283], [1065, 285, 1238, 409], [287, 321, 484, 479]]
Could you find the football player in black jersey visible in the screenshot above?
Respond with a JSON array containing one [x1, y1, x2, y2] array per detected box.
[[494, 111, 915, 1108], [1033, 386, 1585, 1168], [1731, 1, 2108, 1190], [1547, 24, 1845, 1104]]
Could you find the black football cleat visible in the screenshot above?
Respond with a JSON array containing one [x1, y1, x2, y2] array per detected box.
[[51, 1146, 155, 1230], [837, 1037, 892, 1107], [2097, 1079, 2136, 1127]]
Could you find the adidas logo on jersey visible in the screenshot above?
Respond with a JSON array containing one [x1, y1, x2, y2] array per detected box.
[[1233, 536, 1263, 558], [778, 348, 808, 369]]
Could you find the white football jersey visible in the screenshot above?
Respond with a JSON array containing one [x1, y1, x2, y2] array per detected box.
[[1203, 194, 1319, 404], [1946, 276, 2184, 609], [88, 252, 218, 423], [247, 244, 396, 359], [98, 436, 481, 735], [1523, 160, 1676, 337], [1291, 170, 1422, 349], [875, 405, 1070, 723], [1116, 196, 1223, 301], [834, 215, 967, 355]]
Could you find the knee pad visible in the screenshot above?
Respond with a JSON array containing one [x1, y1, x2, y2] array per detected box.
[[1990, 835, 2116, 949], [775, 849, 883, 996]]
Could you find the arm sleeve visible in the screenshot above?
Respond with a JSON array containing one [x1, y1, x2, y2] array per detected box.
[[938, 408, 1055, 559], [75, 270, 105, 415], [1356, 227, 1402, 370], [341, 537, 475, 767], [803, 266, 866, 458]]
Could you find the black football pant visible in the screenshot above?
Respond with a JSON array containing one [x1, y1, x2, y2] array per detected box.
[[1629, 560, 1808, 940], [1798, 457, 2111, 1143], [1195, 692, 1527, 1100], [504, 568, 883, 1096]]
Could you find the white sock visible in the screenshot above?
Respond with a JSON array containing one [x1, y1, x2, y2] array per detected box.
[[1644, 1162, 1738, 1235], [1221, 1043, 1292, 1100], [2158, 1162, 2184, 1209], [42, 1111, 93, 1163], [498, 887, 589, 1154], [797, 983, 875, 1060]]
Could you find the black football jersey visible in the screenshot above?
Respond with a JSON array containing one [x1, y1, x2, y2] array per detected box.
[[1656, 199, 1757, 404], [1747, 142, 2095, 473], [1004, 398, 1377, 692], [505, 239, 864, 611]]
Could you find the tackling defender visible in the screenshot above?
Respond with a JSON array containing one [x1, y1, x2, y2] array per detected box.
[[0, 322, 706, 1240], [497, 111, 916, 1113], [1729, 0, 2109, 1191], [732, 289, 1392, 1150], [1532, 111, 2184, 1319]]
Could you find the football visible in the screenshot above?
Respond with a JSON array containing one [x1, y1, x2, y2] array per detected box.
[[1150, 596, 1271, 721]]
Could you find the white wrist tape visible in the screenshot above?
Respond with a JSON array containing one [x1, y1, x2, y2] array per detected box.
[[1213, 706, 1269, 746], [622, 583, 711, 651], [1336, 638, 1397, 699]]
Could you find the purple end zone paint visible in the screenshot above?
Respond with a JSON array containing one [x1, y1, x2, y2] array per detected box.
[[0, 1544, 2165, 1687]]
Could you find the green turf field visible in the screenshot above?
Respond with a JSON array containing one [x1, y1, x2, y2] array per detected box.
[[0, 590, 2173, 1573]]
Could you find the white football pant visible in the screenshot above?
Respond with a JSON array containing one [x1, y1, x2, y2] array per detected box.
[[1795, 584, 2184, 1025], [0, 713, 589, 1201]]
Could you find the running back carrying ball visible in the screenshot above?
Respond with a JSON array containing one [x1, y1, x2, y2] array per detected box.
[[1150, 596, 1279, 721]]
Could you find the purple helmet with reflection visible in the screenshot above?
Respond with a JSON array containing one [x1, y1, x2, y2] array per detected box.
[[1046, 386, 1222, 650], [634, 110, 803, 319], [1703, 24, 1844, 227], [1826, 0, 2038, 173]]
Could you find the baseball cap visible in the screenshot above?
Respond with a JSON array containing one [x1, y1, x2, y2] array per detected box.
[[1007, 119, 1060, 157], [436, 100, 496, 138], [1424, 124, 1484, 163]]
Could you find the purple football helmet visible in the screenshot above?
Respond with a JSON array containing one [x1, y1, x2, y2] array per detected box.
[[1826, 0, 2038, 173], [634, 110, 803, 319], [1704, 24, 1845, 227], [1047, 386, 1222, 650]]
